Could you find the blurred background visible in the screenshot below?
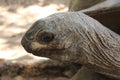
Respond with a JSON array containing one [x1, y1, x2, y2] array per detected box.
[[0, 0, 70, 60]]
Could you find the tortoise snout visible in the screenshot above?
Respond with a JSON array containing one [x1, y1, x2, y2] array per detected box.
[[21, 36, 33, 53]]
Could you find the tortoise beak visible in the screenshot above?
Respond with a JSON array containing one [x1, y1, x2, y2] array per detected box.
[[21, 36, 33, 53]]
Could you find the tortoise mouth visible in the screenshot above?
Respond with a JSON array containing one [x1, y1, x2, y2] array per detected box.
[[30, 47, 67, 58], [30, 49, 67, 62]]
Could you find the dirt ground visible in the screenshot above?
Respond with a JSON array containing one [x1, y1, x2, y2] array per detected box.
[[0, 0, 71, 80], [0, 0, 69, 59]]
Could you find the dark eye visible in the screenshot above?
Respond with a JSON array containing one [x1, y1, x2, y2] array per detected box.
[[38, 32, 54, 43]]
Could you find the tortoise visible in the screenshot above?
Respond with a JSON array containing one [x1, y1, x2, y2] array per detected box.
[[21, 0, 120, 80]]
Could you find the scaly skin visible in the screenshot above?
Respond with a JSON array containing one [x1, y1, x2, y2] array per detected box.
[[69, 0, 120, 35], [21, 12, 120, 80]]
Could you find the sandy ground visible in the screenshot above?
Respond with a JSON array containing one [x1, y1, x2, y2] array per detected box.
[[0, 0, 69, 60]]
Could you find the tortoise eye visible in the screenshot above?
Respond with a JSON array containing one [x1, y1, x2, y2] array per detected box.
[[38, 32, 54, 44]]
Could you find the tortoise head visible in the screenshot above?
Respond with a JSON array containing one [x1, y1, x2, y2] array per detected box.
[[21, 12, 81, 62], [21, 11, 120, 79]]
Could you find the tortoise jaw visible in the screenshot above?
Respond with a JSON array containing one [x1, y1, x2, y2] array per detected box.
[[21, 36, 62, 58]]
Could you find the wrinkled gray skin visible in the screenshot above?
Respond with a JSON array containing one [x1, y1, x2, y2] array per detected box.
[[21, 12, 120, 80], [69, 0, 120, 35]]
